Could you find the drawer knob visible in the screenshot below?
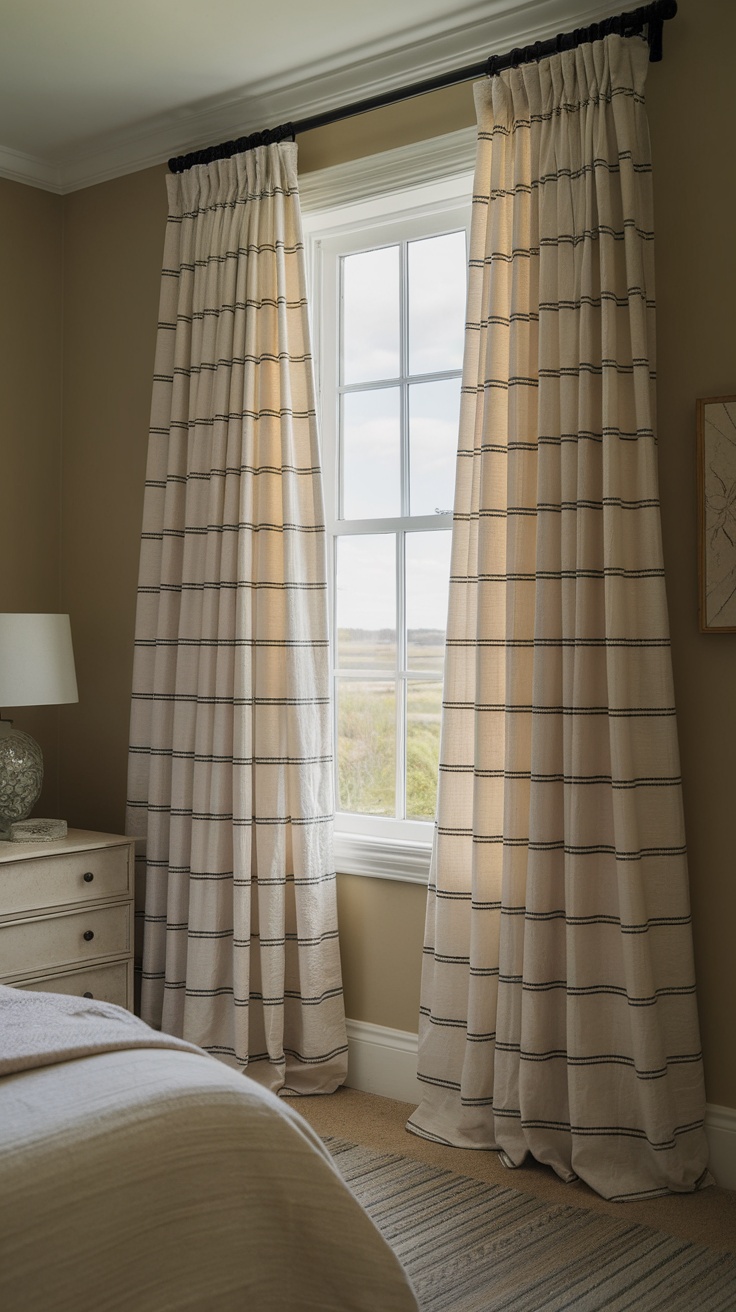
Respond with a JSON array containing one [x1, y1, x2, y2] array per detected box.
[[83, 991, 94, 999], [83, 872, 94, 883], [83, 930, 95, 942]]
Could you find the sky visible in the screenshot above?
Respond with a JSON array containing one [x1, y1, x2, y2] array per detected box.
[[335, 229, 465, 636]]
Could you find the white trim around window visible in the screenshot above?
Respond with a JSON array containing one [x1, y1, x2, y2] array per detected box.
[[302, 134, 475, 885]]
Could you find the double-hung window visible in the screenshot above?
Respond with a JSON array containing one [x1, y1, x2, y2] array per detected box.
[[304, 150, 473, 880]]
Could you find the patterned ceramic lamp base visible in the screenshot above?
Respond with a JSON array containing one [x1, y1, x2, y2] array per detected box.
[[0, 723, 44, 838]]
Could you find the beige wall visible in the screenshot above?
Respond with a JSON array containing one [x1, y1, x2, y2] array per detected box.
[[0, 178, 64, 816], [2, 0, 732, 1105], [647, 0, 736, 1108], [60, 167, 166, 833]]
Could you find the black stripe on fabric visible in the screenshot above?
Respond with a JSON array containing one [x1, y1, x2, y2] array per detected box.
[[168, 185, 301, 214], [171, 353, 312, 373], [148, 397, 315, 422], [468, 496, 662, 515], [137, 582, 326, 595], [482, 155, 653, 199], [539, 291, 655, 311], [141, 521, 324, 539], [498, 980, 696, 1003], [472, 225, 655, 259], [167, 240, 305, 260], [132, 803, 332, 825], [491, 1109, 704, 1155], [540, 223, 655, 245], [460, 430, 657, 448], [424, 885, 478, 903], [455, 432, 659, 454], [200, 1042, 349, 1066], [137, 802, 333, 823], [422, 1013, 472, 1029], [470, 568, 665, 581], [158, 288, 308, 312], [499, 1047, 705, 1077], [227, 987, 344, 1007], [433, 835, 687, 860], [438, 767, 682, 789], [251, 930, 339, 947], [252, 872, 337, 886], [444, 639, 671, 650], [134, 637, 328, 649], [128, 747, 331, 766], [465, 310, 540, 327], [146, 868, 336, 887], [538, 359, 655, 377], [144, 465, 323, 482], [130, 693, 330, 706], [464, 289, 654, 315], [441, 701, 675, 715], [479, 84, 647, 127], [502, 910, 692, 930]]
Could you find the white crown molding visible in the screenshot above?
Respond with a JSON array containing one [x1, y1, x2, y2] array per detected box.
[[3, 0, 616, 194], [0, 143, 64, 195]]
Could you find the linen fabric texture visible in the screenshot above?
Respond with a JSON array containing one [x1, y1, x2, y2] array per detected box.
[[126, 143, 347, 1094], [409, 36, 710, 1200], [0, 989, 417, 1311]]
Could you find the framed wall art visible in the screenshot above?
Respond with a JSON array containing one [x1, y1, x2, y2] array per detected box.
[[697, 394, 736, 632]]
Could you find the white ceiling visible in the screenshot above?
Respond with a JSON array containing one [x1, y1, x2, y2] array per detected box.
[[0, 0, 615, 193]]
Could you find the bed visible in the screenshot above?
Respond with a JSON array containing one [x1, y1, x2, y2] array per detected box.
[[0, 986, 418, 1311]]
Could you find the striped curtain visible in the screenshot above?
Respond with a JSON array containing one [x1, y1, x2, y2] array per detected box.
[[126, 143, 347, 1095], [409, 36, 710, 1200]]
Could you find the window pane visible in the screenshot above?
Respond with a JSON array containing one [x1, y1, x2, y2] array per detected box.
[[337, 679, 396, 816], [342, 246, 400, 385], [409, 378, 460, 517], [408, 230, 467, 376], [336, 535, 396, 669], [406, 531, 452, 673], [406, 680, 443, 820], [342, 388, 400, 519]]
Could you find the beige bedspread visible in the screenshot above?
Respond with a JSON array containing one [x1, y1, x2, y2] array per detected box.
[[0, 983, 204, 1073], [0, 987, 418, 1311]]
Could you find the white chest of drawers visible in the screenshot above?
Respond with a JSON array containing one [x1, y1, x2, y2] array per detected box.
[[0, 829, 135, 1010]]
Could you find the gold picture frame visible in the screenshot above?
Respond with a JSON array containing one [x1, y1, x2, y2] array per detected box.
[[697, 395, 736, 632]]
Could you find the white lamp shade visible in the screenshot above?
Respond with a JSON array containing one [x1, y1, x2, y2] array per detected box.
[[0, 614, 78, 707]]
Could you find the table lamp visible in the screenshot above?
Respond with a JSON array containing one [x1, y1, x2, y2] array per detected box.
[[0, 613, 79, 841]]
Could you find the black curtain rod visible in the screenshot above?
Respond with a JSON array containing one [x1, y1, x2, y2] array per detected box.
[[168, 0, 676, 174]]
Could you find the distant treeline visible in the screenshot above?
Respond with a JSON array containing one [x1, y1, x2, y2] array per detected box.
[[338, 628, 444, 646]]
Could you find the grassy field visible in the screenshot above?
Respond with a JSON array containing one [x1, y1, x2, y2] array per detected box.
[[336, 630, 444, 819]]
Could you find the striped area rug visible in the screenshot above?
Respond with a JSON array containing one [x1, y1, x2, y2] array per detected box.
[[325, 1138, 736, 1312]]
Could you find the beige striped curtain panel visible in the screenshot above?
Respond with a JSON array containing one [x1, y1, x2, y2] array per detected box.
[[409, 36, 710, 1200], [126, 144, 347, 1095]]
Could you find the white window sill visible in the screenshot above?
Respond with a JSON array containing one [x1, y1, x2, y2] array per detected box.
[[334, 831, 432, 884]]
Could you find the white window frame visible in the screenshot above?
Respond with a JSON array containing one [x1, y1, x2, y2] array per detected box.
[[302, 132, 475, 883]]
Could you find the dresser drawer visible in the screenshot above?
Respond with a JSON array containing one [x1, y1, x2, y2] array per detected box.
[[0, 902, 132, 980], [0, 843, 132, 919], [17, 960, 132, 1008]]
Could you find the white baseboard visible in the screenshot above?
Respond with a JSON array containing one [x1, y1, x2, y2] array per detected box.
[[345, 1019, 421, 1105], [344, 1019, 736, 1192], [705, 1104, 736, 1191]]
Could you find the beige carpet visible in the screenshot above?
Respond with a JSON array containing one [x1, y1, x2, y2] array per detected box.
[[297, 1086, 736, 1256]]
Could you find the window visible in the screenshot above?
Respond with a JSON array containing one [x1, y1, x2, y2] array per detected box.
[[304, 149, 473, 881]]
